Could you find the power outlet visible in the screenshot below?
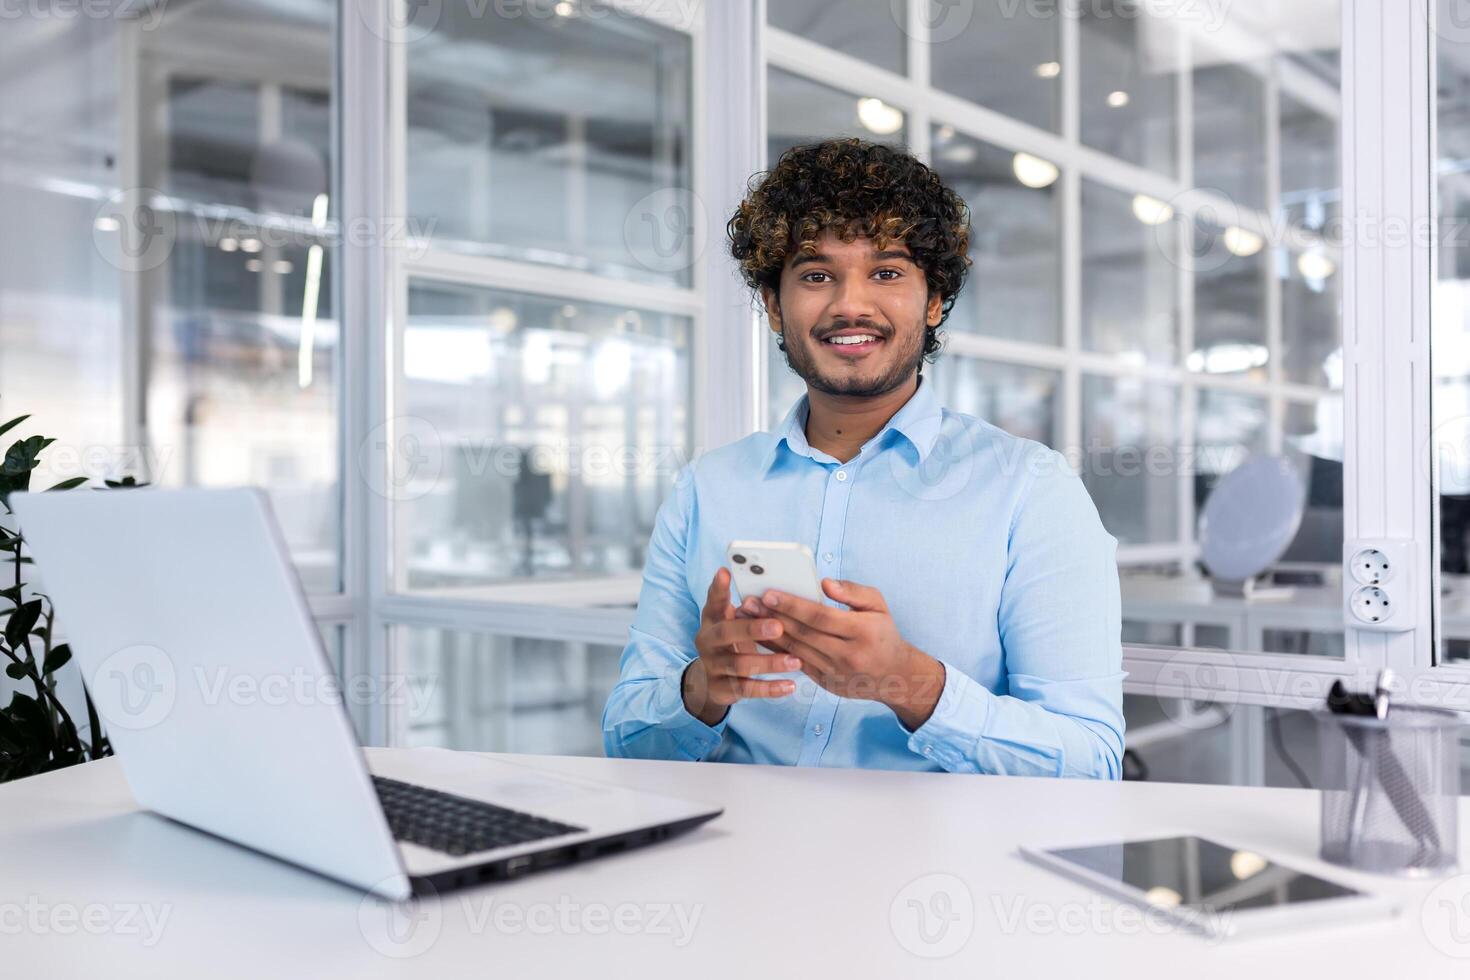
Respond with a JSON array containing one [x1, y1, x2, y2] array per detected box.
[[1343, 539, 1416, 632]]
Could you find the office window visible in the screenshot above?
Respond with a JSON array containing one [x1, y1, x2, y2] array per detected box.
[[1081, 179, 1179, 364], [1081, 375, 1180, 547], [929, 359, 1061, 449], [767, 0, 907, 76], [1077, 0, 1177, 176], [928, 0, 1060, 133], [1193, 389, 1269, 511], [399, 626, 621, 756], [1123, 697, 1320, 789], [5, 1, 342, 593], [1436, 0, 1470, 664], [767, 68, 908, 164], [1191, 219, 1270, 379], [931, 126, 1061, 346], [397, 281, 690, 590], [1192, 64, 1268, 212], [405, 6, 692, 287]]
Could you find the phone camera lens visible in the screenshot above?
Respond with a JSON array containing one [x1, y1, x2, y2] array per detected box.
[[750, 565, 764, 575], [732, 554, 746, 564]]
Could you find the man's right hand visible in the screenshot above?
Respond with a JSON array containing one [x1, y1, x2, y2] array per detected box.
[[681, 567, 801, 726]]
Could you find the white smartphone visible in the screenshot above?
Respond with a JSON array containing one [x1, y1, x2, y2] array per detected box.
[[725, 541, 823, 667], [725, 540, 824, 607]]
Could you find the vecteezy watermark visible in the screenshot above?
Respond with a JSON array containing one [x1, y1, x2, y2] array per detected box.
[[358, 885, 704, 958], [887, 426, 977, 502], [359, 879, 442, 959], [1422, 873, 1470, 959], [893, 0, 1233, 42], [990, 893, 1231, 943], [91, 186, 436, 274], [0, 897, 172, 947], [623, 188, 705, 276], [1149, 651, 1241, 729], [890, 873, 975, 958], [1424, 0, 1470, 47], [40, 443, 171, 484], [354, 416, 700, 503], [357, 0, 700, 46], [358, 416, 444, 503], [89, 644, 178, 731], [895, 0, 974, 44], [85, 642, 438, 731], [93, 187, 177, 273], [0, 0, 168, 29]]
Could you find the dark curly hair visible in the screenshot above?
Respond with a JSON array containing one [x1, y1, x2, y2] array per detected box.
[[726, 137, 972, 363]]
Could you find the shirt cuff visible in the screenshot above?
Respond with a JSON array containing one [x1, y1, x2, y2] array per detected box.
[[900, 660, 990, 773], [655, 661, 729, 760]]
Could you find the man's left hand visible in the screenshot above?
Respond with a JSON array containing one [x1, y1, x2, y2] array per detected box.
[[736, 578, 945, 730]]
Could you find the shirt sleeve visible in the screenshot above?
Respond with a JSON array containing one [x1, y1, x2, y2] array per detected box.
[[602, 465, 729, 761], [899, 447, 1127, 779]]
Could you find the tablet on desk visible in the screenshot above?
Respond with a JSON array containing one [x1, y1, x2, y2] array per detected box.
[[1019, 833, 1400, 940]]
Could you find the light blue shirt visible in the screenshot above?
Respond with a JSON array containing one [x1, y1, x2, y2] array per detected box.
[[601, 376, 1126, 778]]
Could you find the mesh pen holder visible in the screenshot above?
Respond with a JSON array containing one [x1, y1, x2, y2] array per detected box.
[[1315, 706, 1462, 877]]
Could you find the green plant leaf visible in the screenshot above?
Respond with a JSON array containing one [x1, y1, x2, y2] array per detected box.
[[43, 644, 70, 673], [0, 415, 30, 441], [6, 692, 53, 751], [46, 477, 87, 492], [4, 661, 28, 680], [4, 599, 41, 647]]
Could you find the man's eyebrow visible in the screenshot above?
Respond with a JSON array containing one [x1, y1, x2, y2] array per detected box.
[[789, 249, 916, 269]]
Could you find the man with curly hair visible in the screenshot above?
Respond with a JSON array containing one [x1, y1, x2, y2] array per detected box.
[[604, 138, 1125, 778]]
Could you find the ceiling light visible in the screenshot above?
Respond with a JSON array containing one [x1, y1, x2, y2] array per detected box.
[[240, 238, 262, 254], [1230, 850, 1267, 880], [857, 97, 904, 136], [488, 306, 518, 335], [245, 258, 263, 273], [1144, 886, 1181, 908], [1223, 225, 1264, 257], [1107, 90, 1131, 108], [219, 237, 239, 252], [1131, 194, 1174, 225], [1012, 152, 1059, 189], [1298, 250, 1337, 280], [272, 259, 294, 274], [1186, 342, 1270, 374], [1035, 61, 1062, 79]]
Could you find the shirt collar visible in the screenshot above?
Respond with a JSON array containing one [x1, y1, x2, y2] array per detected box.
[[759, 375, 944, 475]]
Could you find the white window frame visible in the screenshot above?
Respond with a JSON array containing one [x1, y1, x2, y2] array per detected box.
[[335, 0, 1467, 748]]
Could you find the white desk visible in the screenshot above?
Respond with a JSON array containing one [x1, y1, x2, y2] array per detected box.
[[4, 748, 1470, 978]]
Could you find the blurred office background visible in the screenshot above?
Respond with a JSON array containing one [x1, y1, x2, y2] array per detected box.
[[4, 0, 1470, 786]]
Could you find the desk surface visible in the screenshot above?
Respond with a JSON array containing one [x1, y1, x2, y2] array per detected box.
[[5, 748, 1470, 978]]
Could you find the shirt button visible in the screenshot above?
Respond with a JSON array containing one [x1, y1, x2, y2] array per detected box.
[[823, 553, 834, 563], [813, 723, 824, 735], [834, 470, 847, 482], [922, 745, 934, 757]]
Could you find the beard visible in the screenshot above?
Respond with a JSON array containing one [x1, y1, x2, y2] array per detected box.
[[778, 313, 927, 399]]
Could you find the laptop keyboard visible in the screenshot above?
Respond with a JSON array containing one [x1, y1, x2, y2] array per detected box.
[[372, 776, 586, 857]]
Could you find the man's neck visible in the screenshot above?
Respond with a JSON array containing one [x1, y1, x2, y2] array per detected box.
[[803, 373, 920, 464]]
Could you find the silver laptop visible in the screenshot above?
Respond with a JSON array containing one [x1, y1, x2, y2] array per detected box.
[[10, 487, 720, 901]]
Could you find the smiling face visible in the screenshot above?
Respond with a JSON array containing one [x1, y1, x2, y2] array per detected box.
[[763, 232, 945, 399]]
